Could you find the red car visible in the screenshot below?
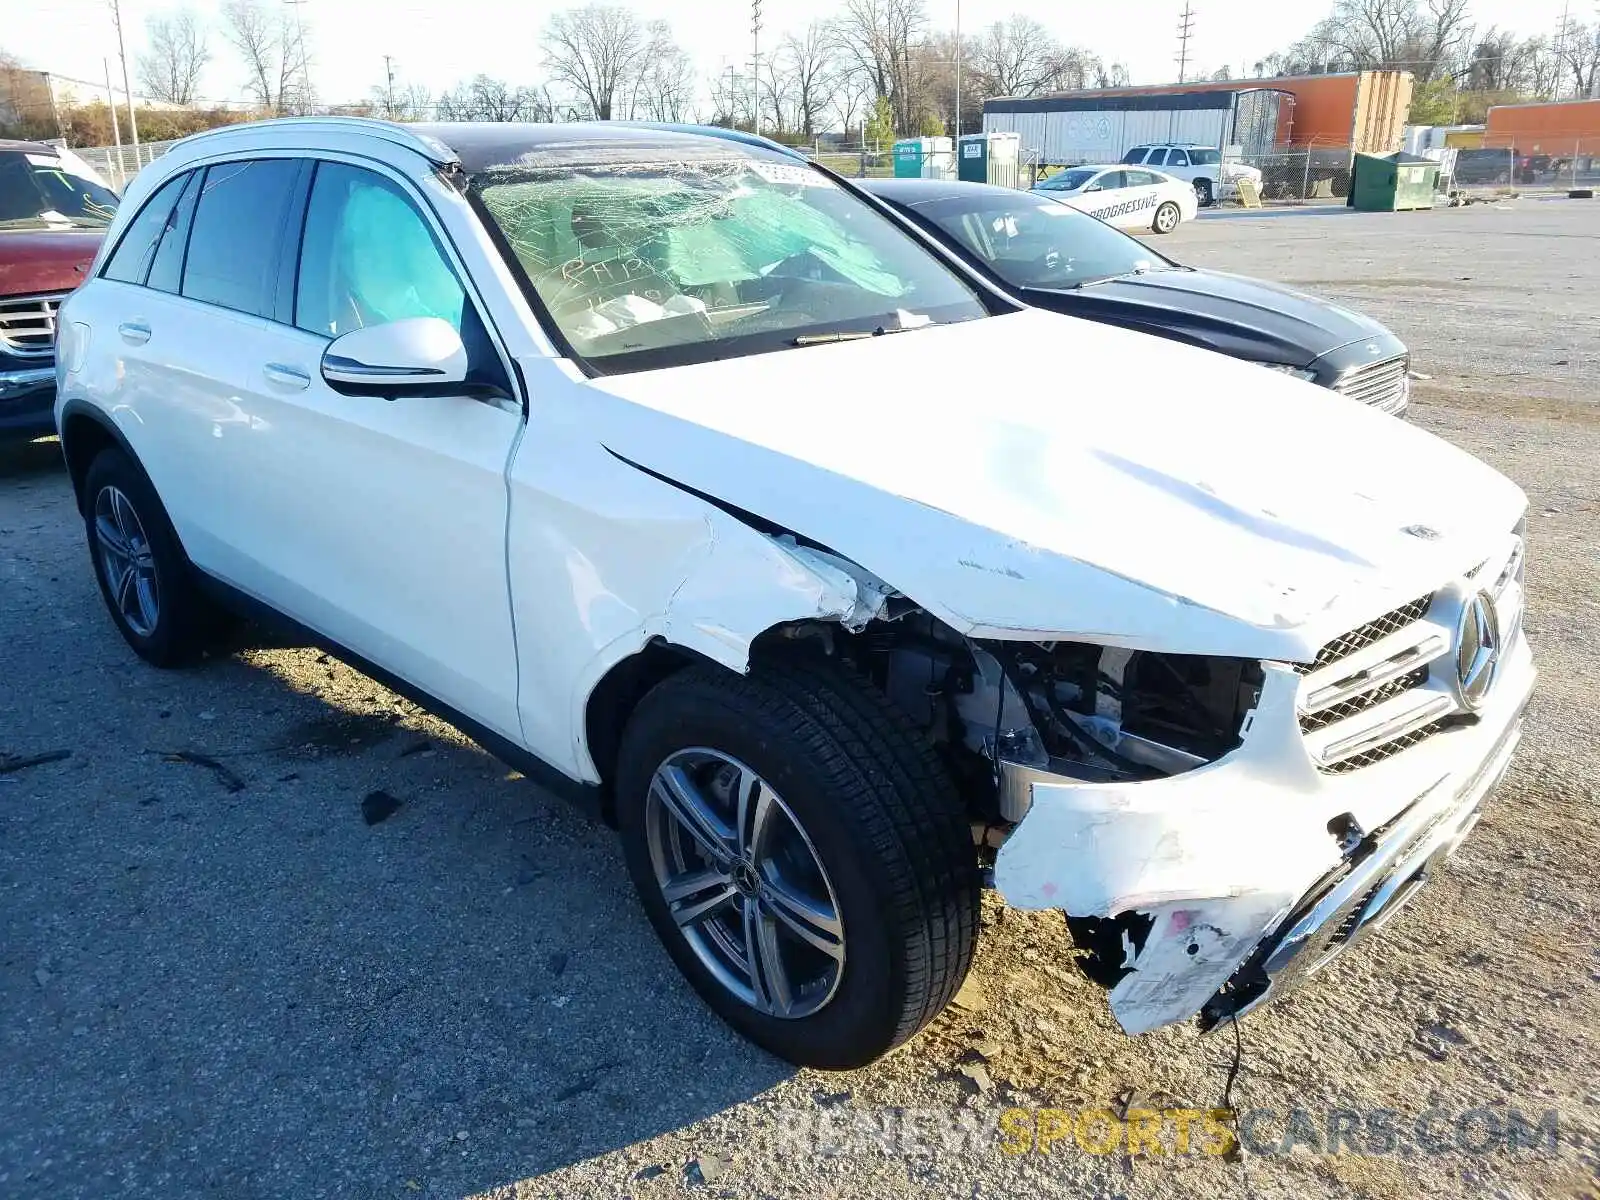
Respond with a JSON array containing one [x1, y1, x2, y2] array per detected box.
[[1, 140, 118, 440]]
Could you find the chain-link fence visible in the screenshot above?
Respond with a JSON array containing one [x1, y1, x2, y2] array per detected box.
[[1448, 144, 1600, 194], [69, 140, 181, 191], [1232, 146, 1354, 204]]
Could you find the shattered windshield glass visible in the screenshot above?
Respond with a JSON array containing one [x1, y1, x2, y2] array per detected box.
[[475, 151, 986, 370]]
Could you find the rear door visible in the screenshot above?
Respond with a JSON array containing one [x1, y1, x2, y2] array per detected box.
[[195, 156, 526, 737], [1161, 148, 1197, 184]]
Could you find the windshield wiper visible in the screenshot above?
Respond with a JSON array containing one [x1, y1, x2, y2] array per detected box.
[[791, 324, 921, 346]]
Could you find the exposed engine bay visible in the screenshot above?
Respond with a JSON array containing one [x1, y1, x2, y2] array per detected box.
[[784, 606, 1264, 824]]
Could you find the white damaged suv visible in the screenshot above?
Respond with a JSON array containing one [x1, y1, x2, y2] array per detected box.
[[55, 120, 1533, 1068]]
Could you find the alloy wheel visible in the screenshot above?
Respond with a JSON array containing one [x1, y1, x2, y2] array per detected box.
[[94, 485, 160, 638], [645, 748, 846, 1019]]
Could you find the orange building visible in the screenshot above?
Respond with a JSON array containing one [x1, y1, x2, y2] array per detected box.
[[1484, 99, 1600, 156], [1030, 71, 1413, 153]]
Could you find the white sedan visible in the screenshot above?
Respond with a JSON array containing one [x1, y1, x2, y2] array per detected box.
[[1034, 164, 1199, 234]]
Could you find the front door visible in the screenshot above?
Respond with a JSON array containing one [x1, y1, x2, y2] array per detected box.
[[172, 155, 525, 737]]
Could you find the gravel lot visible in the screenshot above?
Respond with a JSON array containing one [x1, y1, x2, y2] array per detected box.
[[3, 199, 1598, 1200]]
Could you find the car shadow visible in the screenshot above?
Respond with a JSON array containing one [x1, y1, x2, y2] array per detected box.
[[1, 451, 796, 1198]]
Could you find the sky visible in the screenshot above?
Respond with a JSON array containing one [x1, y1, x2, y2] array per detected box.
[[17, 0, 1581, 114]]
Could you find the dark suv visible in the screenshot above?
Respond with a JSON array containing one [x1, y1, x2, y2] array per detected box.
[[0, 140, 118, 440]]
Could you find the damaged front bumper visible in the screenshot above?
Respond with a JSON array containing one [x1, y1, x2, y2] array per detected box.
[[992, 633, 1534, 1036]]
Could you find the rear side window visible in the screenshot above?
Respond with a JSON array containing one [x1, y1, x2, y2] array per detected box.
[[1120, 148, 1148, 165], [1167, 150, 1191, 167], [1125, 170, 1157, 187], [1093, 171, 1126, 190], [102, 173, 189, 284], [182, 159, 303, 318], [145, 171, 203, 294]]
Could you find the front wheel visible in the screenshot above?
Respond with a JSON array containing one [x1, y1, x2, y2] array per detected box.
[[1152, 201, 1182, 234], [1194, 178, 1214, 207], [615, 658, 980, 1069]]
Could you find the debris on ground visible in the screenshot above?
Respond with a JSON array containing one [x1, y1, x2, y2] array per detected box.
[[956, 1062, 994, 1094], [686, 1154, 731, 1185], [360, 790, 401, 825], [0, 748, 71, 776], [160, 750, 246, 793]]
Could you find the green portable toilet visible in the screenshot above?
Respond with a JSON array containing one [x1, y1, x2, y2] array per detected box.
[[1350, 151, 1441, 211], [958, 133, 1022, 188], [894, 138, 927, 178], [894, 137, 956, 179]]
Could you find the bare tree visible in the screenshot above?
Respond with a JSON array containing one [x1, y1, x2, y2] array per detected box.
[[1093, 61, 1131, 89], [139, 9, 210, 105], [1557, 22, 1600, 98], [632, 22, 697, 122], [541, 4, 652, 121], [835, 0, 928, 134], [967, 16, 1063, 98], [221, 0, 311, 115], [435, 75, 545, 122], [774, 23, 840, 138], [830, 73, 871, 140]]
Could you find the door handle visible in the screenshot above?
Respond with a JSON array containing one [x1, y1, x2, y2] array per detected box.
[[118, 321, 151, 346], [263, 363, 311, 390]]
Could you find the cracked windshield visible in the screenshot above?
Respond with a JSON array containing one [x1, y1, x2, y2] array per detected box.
[[476, 150, 986, 367]]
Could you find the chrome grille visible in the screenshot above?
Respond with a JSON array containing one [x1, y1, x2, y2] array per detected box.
[[1321, 718, 1450, 774], [1297, 535, 1526, 773], [1335, 355, 1409, 413], [1295, 595, 1433, 675], [0, 293, 65, 358], [1299, 666, 1429, 733]]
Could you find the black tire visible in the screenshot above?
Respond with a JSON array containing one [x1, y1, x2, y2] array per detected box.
[[82, 447, 219, 667], [1194, 178, 1214, 207], [1152, 201, 1181, 234], [616, 657, 980, 1069]]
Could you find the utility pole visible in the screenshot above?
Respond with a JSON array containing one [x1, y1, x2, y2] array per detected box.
[[1554, 2, 1571, 99], [107, 0, 140, 165], [1175, 0, 1196, 85], [383, 54, 396, 119], [750, 0, 763, 135], [954, 0, 962, 138], [102, 57, 124, 189], [285, 0, 311, 112]]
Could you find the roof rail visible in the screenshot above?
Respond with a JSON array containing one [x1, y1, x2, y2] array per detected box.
[[172, 116, 458, 165]]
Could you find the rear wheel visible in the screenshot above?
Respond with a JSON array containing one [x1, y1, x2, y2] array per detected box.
[[82, 447, 220, 666], [1152, 201, 1181, 234], [615, 657, 980, 1069], [1194, 177, 1214, 207]]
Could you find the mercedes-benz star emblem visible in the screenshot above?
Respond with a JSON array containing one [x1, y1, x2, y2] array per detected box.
[[1453, 590, 1502, 710]]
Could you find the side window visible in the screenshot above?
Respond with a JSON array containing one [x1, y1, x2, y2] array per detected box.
[[102, 173, 189, 285], [295, 162, 466, 338], [145, 171, 203, 294], [1120, 148, 1148, 165], [1125, 170, 1156, 187], [1167, 150, 1191, 167], [1093, 171, 1126, 191], [182, 158, 303, 318]]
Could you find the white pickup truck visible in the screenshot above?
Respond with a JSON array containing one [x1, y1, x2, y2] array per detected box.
[[56, 119, 1532, 1069]]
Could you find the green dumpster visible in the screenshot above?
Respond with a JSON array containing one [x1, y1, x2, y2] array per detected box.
[[1350, 151, 1440, 212]]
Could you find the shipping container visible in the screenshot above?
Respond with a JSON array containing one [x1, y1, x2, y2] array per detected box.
[[982, 89, 1291, 166], [1484, 99, 1600, 156], [985, 71, 1412, 156]]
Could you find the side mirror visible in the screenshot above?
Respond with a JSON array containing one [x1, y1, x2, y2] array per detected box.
[[321, 317, 468, 395]]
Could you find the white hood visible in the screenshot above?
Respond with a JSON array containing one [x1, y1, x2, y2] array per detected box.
[[578, 308, 1525, 662]]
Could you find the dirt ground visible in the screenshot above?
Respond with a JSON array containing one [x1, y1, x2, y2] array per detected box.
[[2, 199, 1598, 1200]]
